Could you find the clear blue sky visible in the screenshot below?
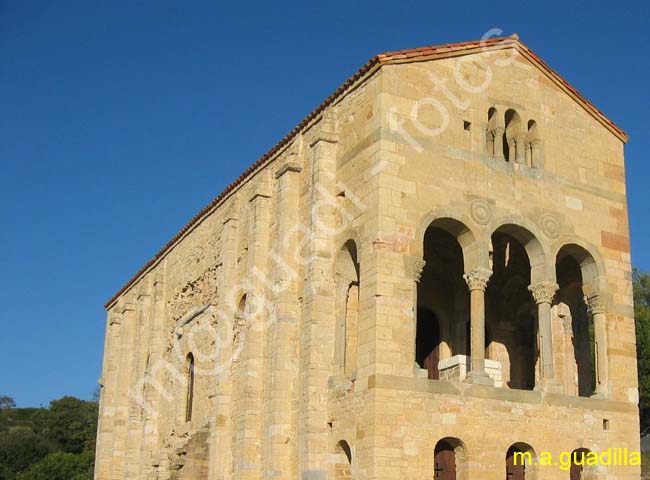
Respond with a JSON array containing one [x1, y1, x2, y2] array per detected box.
[[1, 1, 648, 407]]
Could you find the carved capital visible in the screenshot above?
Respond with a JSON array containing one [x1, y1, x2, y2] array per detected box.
[[587, 294, 607, 315], [528, 281, 559, 305], [463, 268, 493, 291], [405, 256, 426, 283], [515, 133, 528, 145], [404, 256, 426, 283]]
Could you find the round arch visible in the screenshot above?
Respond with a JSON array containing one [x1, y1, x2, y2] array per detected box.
[[434, 437, 468, 480], [333, 239, 360, 281], [333, 239, 361, 375], [335, 226, 363, 262], [552, 238, 606, 295], [332, 439, 353, 480], [505, 442, 538, 480], [414, 214, 484, 273], [488, 218, 549, 284]]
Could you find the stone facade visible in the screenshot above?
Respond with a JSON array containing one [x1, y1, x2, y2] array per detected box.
[[95, 36, 640, 479]]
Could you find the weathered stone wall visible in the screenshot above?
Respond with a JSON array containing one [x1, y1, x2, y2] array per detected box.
[[95, 41, 639, 480]]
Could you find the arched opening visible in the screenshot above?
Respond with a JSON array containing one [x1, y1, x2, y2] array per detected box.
[[569, 448, 593, 480], [332, 440, 352, 480], [417, 221, 470, 380], [555, 245, 601, 397], [527, 119, 537, 134], [433, 437, 467, 480], [526, 120, 538, 167], [334, 240, 360, 376], [504, 109, 522, 163], [185, 353, 195, 422], [487, 107, 498, 156], [233, 294, 247, 352], [487, 225, 542, 390], [506, 443, 536, 480]]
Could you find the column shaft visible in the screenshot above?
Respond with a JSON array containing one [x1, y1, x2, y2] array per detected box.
[[463, 268, 492, 384], [588, 294, 609, 396], [530, 282, 560, 390], [263, 160, 302, 479]]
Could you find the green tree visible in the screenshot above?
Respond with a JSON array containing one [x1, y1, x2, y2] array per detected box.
[[0, 428, 52, 479], [634, 268, 650, 432], [32, 397, 98, 454], [15, 451, 94, 480]]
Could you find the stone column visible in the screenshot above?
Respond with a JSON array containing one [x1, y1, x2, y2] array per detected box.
[[94, 309, 123, 480], [236, 185, 272, 480], [530, 139, 542, 169], [492, 127, 505, 160], [299, 113, 338, 480], [486, 129, 495, 156], [209, 212, 239, 480], [588, 294, 609, 396], [262, 159, 302, 479], [515, 134, 527, 164], [111, 301, 138, 479], [124, 288, 153, 479], [559, 309, 578, 396], [529, 281, 561, 390], [463, 268, 493, 384], [406, 255, 425, 368], [138, 273, 166, 478]]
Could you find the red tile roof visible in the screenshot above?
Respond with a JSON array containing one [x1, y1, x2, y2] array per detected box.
[[105, 35, 627, 308]]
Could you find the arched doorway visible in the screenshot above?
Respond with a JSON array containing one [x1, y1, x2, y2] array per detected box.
[[434, 440, 456, 479], [417, 221, 471, 378], [569, 448, 591, 480], [555, 244, 604, 397], [506, 443, 535, 480], [487, 226, 541, 390]]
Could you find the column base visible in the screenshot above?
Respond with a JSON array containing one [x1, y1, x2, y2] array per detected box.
[[464, 370, 494, 386], [534, 379, 563, 394], [591, 386, 610, 399]]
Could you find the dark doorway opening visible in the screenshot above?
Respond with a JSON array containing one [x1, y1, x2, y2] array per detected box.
[[506, 445, 526, 480], [434, 440, 456, 480], [416, 308, 440, 379]]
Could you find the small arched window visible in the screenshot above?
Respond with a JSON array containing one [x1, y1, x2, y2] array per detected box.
[[527, 120, 542, 168], [333, 240, 360, 377], [504, 109, 523, 163], [185, 353, 195, 422]]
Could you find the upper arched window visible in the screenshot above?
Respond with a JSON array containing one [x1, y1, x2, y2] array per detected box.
[[185, 353, 195, 422], [334, 240, 360, 377], [485, 107, 542, 169]]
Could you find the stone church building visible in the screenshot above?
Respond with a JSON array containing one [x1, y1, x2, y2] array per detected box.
[[95, 36, 640, 479]]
